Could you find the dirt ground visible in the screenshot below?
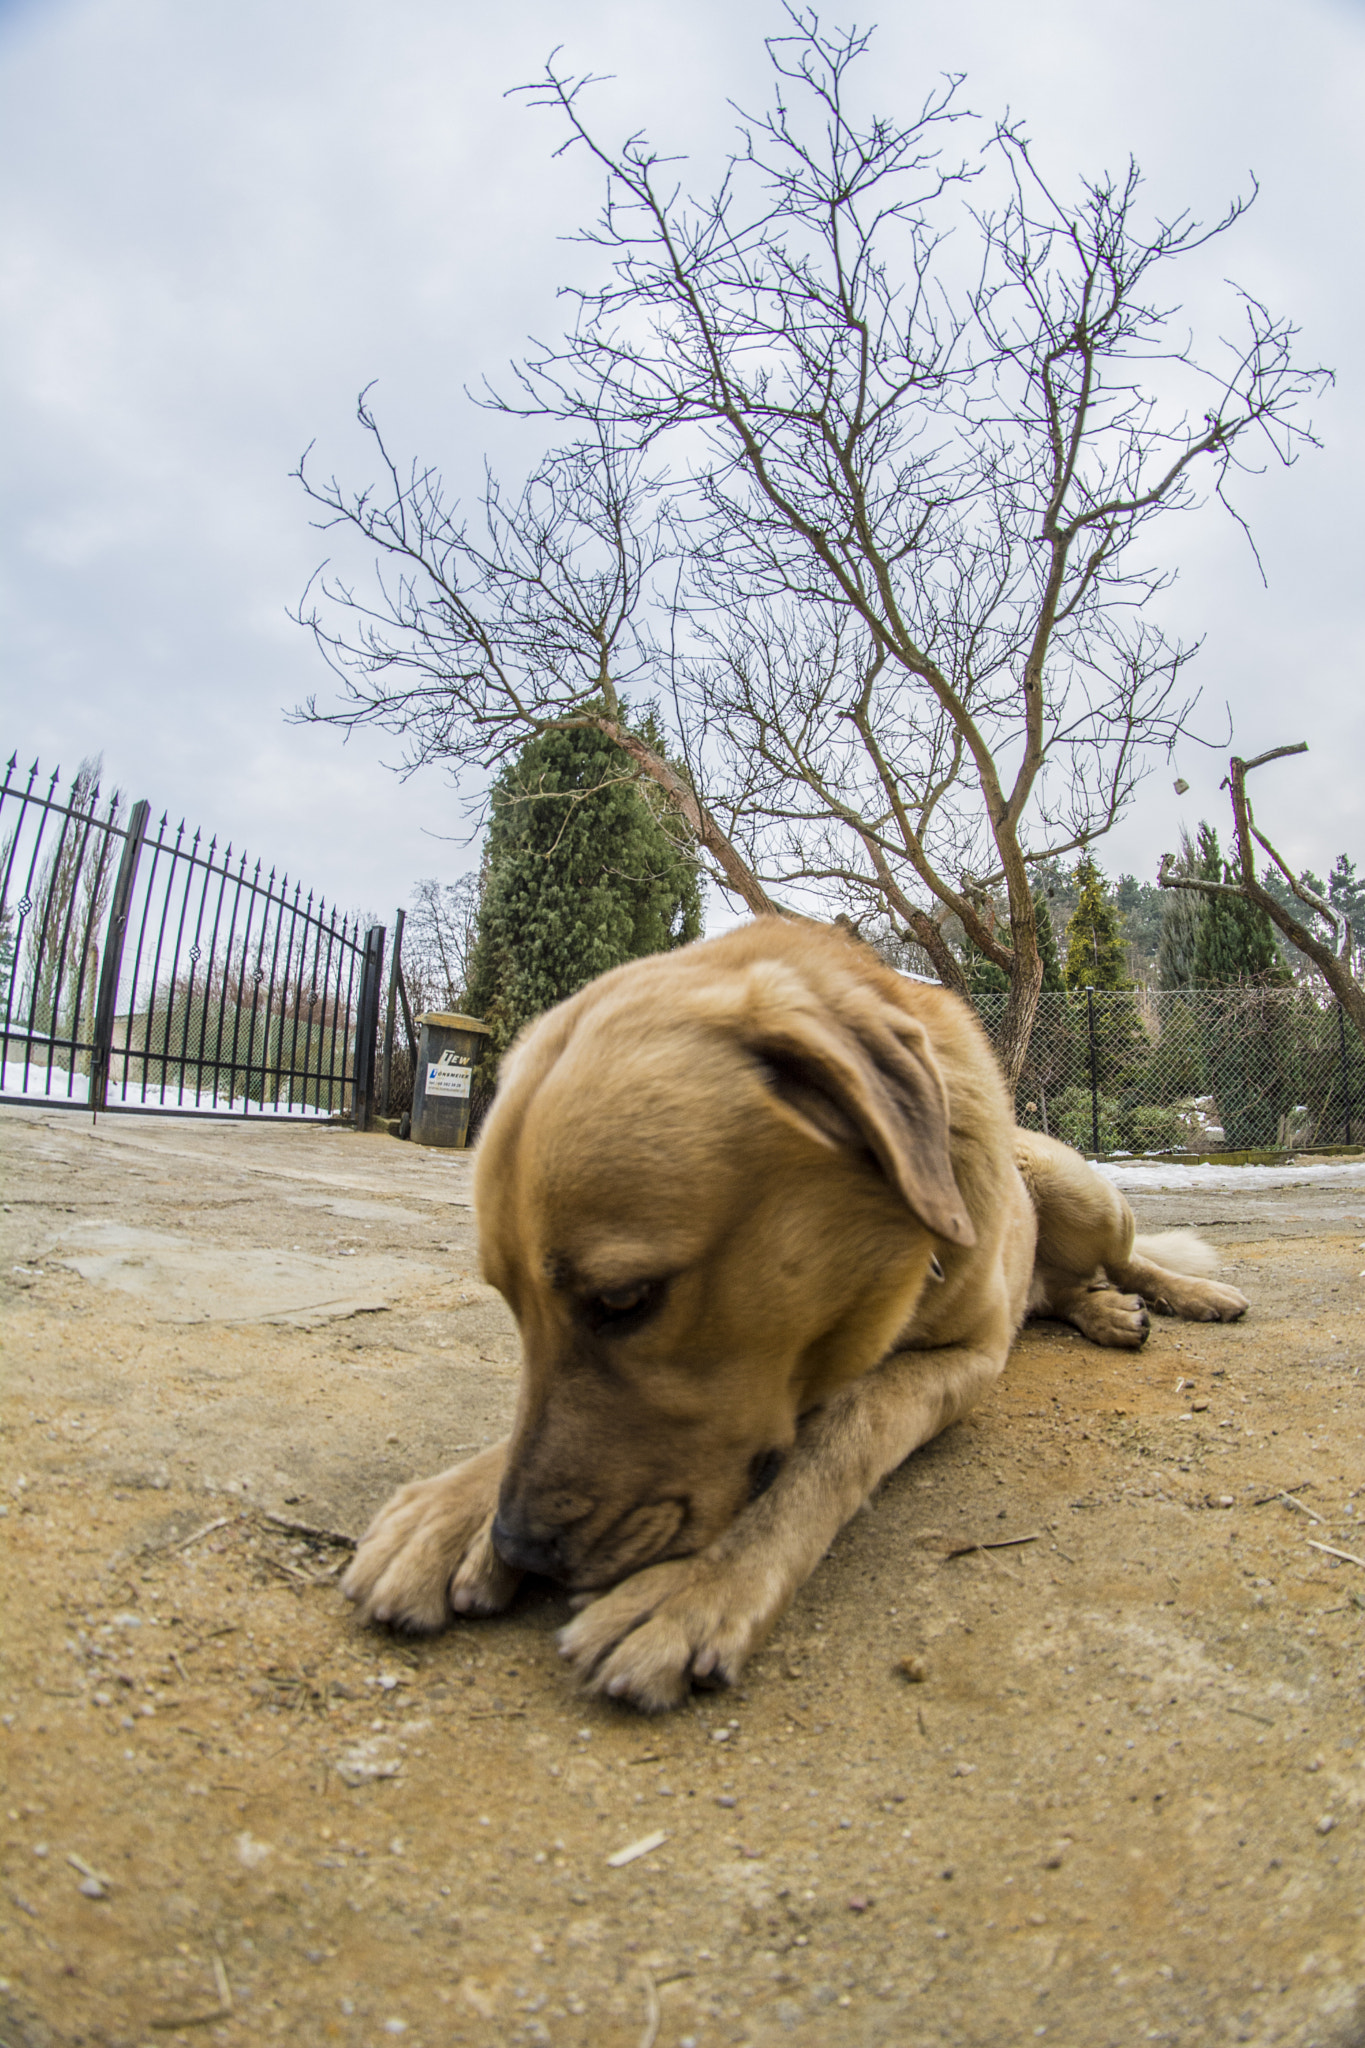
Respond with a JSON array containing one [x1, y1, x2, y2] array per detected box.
[[1, 1105, 1363, 2048]]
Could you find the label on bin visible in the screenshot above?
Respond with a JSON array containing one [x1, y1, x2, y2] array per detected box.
[[426, 1050, 473, 1100]]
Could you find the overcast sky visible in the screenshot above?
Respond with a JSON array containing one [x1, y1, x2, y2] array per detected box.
[[1, 0, 1361, 939]]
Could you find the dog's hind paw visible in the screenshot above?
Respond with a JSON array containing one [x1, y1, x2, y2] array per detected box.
[[341, 1445, 518, 1632], [557, 1556, 775, 1713]]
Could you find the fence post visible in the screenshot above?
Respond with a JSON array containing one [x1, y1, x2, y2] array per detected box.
[[90, 799, 150, 1115], [1085, 985, 1100, 1155], [379, 906, 405, 1119], [1340, 1000, 1354, 1147], [352, 924, 386, 1131]]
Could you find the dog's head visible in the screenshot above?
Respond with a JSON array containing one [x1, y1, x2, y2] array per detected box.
[[473, 925, 976, 1591]]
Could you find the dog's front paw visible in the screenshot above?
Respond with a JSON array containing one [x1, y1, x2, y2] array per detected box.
[[342, 1445, 518, 1632], [557, 1554, 780, 1713]]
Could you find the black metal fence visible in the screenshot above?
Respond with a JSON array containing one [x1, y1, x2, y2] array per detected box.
[[973, 984, 1363, 1155], [0, 754, 385, 1122]]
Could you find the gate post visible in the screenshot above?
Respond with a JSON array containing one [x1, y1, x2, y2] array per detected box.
[[90, 799, 150, 1114], [1085, 985, 1100, 1155], [379, 906, 406, 1119], [352, 924, 386, 1130]]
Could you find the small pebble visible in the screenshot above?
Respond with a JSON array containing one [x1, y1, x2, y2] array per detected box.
[[847, 1895, 870, 1912], [715, 1795, 737, 1809], [78, 1877, 106, 1899], [1317, 1814, 1337, 1835], [896, 1656, 929, 1684], [711, 1728, 731, 1743]]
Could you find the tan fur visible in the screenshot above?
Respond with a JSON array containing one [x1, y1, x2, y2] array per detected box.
[[1132, 1229, 1220, 1279], [343, 922, 1248, 1709]]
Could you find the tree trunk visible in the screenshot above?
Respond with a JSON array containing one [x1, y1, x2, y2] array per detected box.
[[995, 954, 1044, 1089], [590, 717, 785, 921]]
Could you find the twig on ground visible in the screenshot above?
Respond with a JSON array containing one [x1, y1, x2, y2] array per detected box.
[[1307, 1539, 1365, 1570], [638, 1966, 661, 2048], [258, 1554, 316, 1585], [1279, 1493, 1324, 1523], [166, 1515, 232, 1553], [1224, 1704, 1274, 1727], [261, 1511, 357, 1548], [148, 1951, 230, 2032], [945, 1533, 1041, 1560]]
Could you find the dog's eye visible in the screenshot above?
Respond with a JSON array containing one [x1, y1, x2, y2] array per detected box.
[[584, 1279, 666, 1334]]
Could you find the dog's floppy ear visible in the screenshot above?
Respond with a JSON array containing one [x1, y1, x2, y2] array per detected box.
[[748, 1003, 975, 1247]]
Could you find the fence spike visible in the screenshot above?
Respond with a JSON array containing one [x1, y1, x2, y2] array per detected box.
[[6, 751, 16, 771]]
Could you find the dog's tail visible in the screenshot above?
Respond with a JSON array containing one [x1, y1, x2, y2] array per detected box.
[[1131, 1229, 1220, 1278]]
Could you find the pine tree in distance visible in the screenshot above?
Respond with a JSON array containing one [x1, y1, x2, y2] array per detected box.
[[1063, 855, 1131, 991], [1157, 826, 1210, 991], [1192, 824, 1287, 986], [1035, 890, 1065, 993]]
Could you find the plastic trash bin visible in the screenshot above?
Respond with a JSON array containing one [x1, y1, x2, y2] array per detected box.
[[411, 1012, 492, 1149]]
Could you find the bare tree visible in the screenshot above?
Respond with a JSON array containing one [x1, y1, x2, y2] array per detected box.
[[296, 11, 1327, 1078], [1159, 745, 1365, 1041], [294, 415, 778, 917], [403, 873, 483, 1014]]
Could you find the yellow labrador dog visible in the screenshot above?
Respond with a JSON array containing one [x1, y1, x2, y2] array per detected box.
[[344, 922, 1246, 1710]]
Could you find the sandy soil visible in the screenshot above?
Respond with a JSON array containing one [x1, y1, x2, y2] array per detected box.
[[1, 1104, 1363, 2048]]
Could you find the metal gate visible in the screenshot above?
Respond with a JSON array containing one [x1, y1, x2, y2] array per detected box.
[[0, 754, 384, 1123]]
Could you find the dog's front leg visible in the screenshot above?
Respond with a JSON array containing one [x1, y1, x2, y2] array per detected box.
[[342, 1442, 520, 1631], [558, 1335, 1007, 1712]]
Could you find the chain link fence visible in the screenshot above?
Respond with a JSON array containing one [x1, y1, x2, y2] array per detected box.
[[971, 984, 1363, 1155]]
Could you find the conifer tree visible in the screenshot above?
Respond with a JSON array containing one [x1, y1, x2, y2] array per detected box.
[[1035, 891, 1065, 993], [1063, 856, 1131, 991], [1190, 823, 1292, 1148], [1192, 824, 1287, 986], [1157, 826, 1211, 991], [464, 717, 703, 1069]]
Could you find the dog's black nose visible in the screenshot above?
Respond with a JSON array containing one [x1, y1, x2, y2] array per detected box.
[[491, 1514, 567, 1581]]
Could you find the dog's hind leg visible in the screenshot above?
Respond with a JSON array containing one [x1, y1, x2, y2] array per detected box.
[[1017, 1129, 1247, 1339], [1017, 1130, 1152, 1348], [1109, 1235, 1248, 1323]]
